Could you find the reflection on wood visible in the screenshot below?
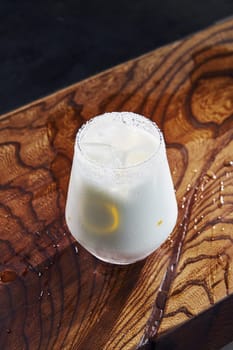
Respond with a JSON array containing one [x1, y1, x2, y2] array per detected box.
[[0, 18, 233, 350]]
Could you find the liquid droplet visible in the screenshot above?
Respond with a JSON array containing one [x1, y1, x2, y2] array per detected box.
[[220, 181, 224, 193], [170, 264, 175, 272], [219, 195, 224, 207], [206, 170, 217, 179], [151, 325, 156, 333], [0, 270, 17, 283], [35, 231, 41, 238], [38, 290, 44, 300], [224, 160, 233, 167]]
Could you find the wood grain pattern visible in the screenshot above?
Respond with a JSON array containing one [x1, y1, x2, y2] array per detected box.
[[0, 18, 233, 350]]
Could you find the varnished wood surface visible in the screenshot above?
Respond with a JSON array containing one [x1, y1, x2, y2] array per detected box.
[[0, 18, 233, 350], [154, 293, 233, 350]]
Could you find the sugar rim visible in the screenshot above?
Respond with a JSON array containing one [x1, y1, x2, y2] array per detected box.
[[76, 112, 163, 171]]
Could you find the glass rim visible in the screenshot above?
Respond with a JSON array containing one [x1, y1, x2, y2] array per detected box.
[[75, 112, 163, 172]]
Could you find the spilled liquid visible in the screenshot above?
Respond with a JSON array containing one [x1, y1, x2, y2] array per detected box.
[[0, 270, 17, 283]]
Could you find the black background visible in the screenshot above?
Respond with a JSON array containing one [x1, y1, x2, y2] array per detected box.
[[1, 0, 233, 114]]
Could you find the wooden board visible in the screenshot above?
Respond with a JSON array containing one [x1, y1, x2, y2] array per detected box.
[[0, 18, 233, 350]]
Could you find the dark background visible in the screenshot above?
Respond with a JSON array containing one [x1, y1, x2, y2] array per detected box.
[[0, 0, 233, 114]]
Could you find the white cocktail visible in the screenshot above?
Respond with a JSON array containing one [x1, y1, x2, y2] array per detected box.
[[66, 112, 177, 264]]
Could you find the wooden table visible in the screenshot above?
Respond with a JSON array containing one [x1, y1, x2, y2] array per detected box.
[[0, 18, 233, 350]]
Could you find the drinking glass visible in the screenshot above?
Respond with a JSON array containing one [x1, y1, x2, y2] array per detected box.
[[65, 112, 177, 264]]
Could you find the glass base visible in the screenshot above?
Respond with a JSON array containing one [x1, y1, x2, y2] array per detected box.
[[83, 245, 156, 265]]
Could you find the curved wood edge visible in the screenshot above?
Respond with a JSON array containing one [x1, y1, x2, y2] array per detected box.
[[152, 293, 233, 350]]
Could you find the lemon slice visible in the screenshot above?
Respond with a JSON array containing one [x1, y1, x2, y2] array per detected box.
[[80, 187, 119, 236]]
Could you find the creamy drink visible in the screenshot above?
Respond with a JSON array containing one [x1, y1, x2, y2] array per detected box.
[[65, 112, 177, 264]]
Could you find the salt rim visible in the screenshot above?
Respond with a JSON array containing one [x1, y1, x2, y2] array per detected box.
[[76, 111, 163, 172]]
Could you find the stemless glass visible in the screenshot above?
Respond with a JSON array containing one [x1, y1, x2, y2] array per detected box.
[[65, 112, 177, 264]]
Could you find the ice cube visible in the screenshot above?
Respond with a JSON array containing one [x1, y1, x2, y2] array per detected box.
[[81, 143, 123, 168]]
